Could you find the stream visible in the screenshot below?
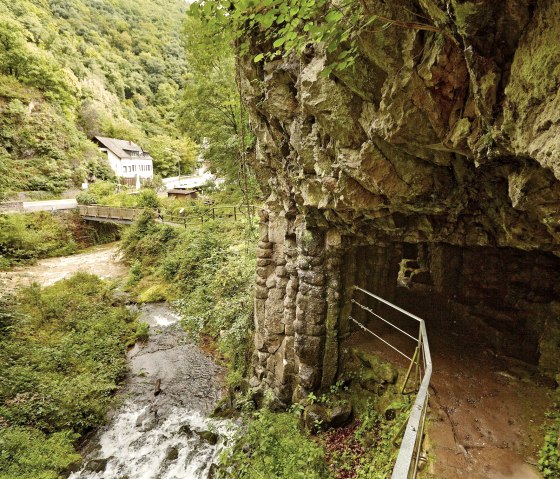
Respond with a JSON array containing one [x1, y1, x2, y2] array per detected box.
[[69, 304, 232, 479], [1, 246, 232, 479]]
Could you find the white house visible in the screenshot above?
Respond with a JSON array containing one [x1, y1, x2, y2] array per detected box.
[[93, 136, 154, 188]]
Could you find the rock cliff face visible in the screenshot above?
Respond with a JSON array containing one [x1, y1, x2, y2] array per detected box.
[[241, 0, 560, 403]]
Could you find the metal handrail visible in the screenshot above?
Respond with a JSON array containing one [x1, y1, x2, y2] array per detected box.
[[351, 286, 432, 479]]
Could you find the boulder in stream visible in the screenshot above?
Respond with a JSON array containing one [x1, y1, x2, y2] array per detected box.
[[84, 457, 111, 473]]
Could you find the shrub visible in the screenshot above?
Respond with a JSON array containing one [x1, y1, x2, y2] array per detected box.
[[75, 191, 98, 205], [135, 322, 150, 342], [539, 409, 560, 479], [0, 212, 79, 267], [136, 188, 160, 208], [217, 410, 333, 479], [76, 180, 117, 205], [0, 273, 138, 478], [0, 428, 80, 479]]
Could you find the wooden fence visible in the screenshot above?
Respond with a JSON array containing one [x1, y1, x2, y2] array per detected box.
[[78, 204, 258, 227]]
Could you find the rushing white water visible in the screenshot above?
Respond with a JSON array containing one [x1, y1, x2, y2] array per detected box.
[[69, 304, 232, 479], [69, 404, 233, 479]]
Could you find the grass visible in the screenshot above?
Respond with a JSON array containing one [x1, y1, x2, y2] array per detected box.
[[0, 273, 141, 479]]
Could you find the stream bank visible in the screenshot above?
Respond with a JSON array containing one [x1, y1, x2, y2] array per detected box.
[[0, 245, 231, 479], [70, 304, 231, 479]]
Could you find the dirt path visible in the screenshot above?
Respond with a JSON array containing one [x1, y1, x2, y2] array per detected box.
[[0, 243, 127, 290], [345, 294, 554, 479]]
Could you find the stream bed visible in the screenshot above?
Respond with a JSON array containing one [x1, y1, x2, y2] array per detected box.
[[70, 304, 232, 479], [1, 245, 234, 478]]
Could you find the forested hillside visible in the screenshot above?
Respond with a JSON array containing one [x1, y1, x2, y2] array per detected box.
[[0, 0, 193, 200]]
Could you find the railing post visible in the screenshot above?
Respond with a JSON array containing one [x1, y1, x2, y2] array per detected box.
[[234, 206, 237, 222], [212, 207, 215, 220]]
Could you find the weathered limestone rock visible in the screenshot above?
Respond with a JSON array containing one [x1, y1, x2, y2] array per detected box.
[[244, 0, 560, 398]]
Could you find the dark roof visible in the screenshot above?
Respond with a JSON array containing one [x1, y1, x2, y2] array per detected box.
[[94, 136, 152, 160], [167, 189, 198, 195]]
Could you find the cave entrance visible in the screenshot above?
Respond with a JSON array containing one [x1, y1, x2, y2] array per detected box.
[[341, 242, 558, 479]]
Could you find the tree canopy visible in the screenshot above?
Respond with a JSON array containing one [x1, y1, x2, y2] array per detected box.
[[0, 0, 194, 199]]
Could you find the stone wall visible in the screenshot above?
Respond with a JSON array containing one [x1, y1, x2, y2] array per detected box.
[[243, 0, 560, 399]]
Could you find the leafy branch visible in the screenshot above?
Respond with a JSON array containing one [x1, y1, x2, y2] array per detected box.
[[189, 0, 440, 76]]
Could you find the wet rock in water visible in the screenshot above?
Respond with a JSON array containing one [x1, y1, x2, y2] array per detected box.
[[328, 401, 353, 427], [178, 423, 194, 436], [197, 430, 219, 445], [154, 378, 162, 396], [84, 457, 111, 473], [135, 409, 158, 432], [164, 446, 179, 462], [211, 395, 238, 419], [207, 462, 218, 479], [60, 459, 82, 476]]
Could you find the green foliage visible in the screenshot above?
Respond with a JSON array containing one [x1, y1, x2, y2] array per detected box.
[[146, 135, 197, 178], [76, 180, 117, 205], [0, 211, 119, 268], [539, 409, 560, 479], [136, 188, 160, 209], [0, 212, 78, 267], [0, 428, 80, 479], [77, 184, 160, 209], [179, 13, 260, 200], [0, 0, 194, 197], [0, 273, 137, 478], [120, 214, 257, 378], [217, 410, 333, 479], [134, 322, 150, 342], [189, 0, 364, 77], [353, 407, 409, 479], [0, 94, 100, 198], [0, 18, 75, 107], [137, 283, 169, 303]]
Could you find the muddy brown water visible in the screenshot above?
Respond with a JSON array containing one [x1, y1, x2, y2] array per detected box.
[[346, 292, 553, 479], [0, 243, 127, 290]]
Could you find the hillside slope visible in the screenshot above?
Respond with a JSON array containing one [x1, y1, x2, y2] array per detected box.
[[0, 0, 189, 199]]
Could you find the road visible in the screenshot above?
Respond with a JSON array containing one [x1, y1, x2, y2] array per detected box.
[[22, 198, 77, 212]]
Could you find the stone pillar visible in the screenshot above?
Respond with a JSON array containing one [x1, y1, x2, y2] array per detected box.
[[321, 230, 345, 390], [250, 210, 347, 403]]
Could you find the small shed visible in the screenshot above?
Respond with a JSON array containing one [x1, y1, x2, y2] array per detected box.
[[167, 188, 198, 201]]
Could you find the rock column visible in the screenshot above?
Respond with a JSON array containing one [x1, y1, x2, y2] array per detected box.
[[251, 210, 347, 403]]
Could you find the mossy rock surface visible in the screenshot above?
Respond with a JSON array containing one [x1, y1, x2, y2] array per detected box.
[[353, 348, 399, 384]]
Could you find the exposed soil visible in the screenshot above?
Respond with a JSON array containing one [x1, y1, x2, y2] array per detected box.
[[345, 291, 554, 479], [0, 243, 127, 290]]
